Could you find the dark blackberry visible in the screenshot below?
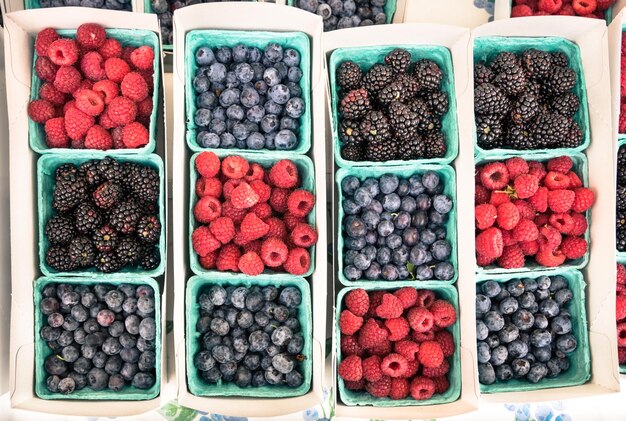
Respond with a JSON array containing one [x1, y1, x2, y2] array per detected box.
[[474, 83, 509, 116], [550, 93, 579, 117], [396, 73, 420, 98], [510, 93, 539, 125], [377, 82, 405, 105], [412, 59, 442, 91], [340, 88, 371, 120], [79, 160, 104, 186], [388, 101, 418, 140], [68, 236, 95, 268], [93, 225, 118, 253], [341, 143, 365, 162], [96, 157, 125, 184], [94, 252, 123, 273], [506, 124, 534, 150], [363, 64, 394, 93], [474, 64, 495, 86], [136, 215, 161, 244], [562, 122, 583, 148], [618, 146, 626, 185], [359, 111, 390, 143], [476, 115, 503, 149], [491, 52, 519, 72], [339, 119, 363, 145], [140, 248, 161, 271], [74, 202, 102, 234], [109, 200, 142, 234], [397, 136, 424, 159], [617, 186, 626, 211], [543, 66, 576, 95], [494, 63, 527, 96], [336, 61, 363, 91], [46, 246, 78, 272], [423, 91, 449, 116], [93, 181, 124, 209], [531, 113, 571, 148], [384, 48, 412, 73], [55, 164, 80, 181], [618, 229, 626, 253], [408, 99, 436, 134], [116, 237, 142, 265], [526, 80, 541, 97], [422, 132, 447, 159], [53, 176, 88, 213], [521, 49, 552, 80], [365, 140, 398, 162], [45, 216, 75, 246], [551, 52, 569, 68], [128, 166, 160, 203]]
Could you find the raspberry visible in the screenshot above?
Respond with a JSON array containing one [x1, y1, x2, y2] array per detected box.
[[194, 196, 222, 223], [54, 65, 82, 94], [260, 237, 288, 267], [229, 182, 258, 210], [39, 82, 66, 105], [548, 189, 575, 213], [549, 213, 574, 234], [501, 230, 517, 247], [477, 253, 496, 267], [208, 217, 235, 244], [358, 318, 389, 349], [496, 202, 520, 231], [617, 295, 626, 321], [410, 376, 436, 400], [395, 340, 420, 361], [83, 125, 112, 150], [560, 236, 587, 259], [104, 58, 131, 83], [35, 56, 59, 83], [44, 117, 69, 148], [366, 376, 391, 398], [384, 318, 410, 341], [122, 46, 135, 63], [404, 359, 420, 378], [242, 240, 262, 255], [245, 163, 265, 182], [432, 376, 450, 394], [367, 290, 386, 317], [475, 184, 489, 205], [375, 293, 403, 319], [480, 162, 510, 190], [215, 244, 241, 272], [514, 174, 539, 199], [290, 223, 317, 248], [362, 355, 383, 382], [416, 290, 436, 308], [617, 323, 626, 347], [224, 179, 244, 200], [108, 96, 137, 125], [99, 111, 115, 131], [284, 247, 311, 275], [412, 330, 436, 343], [240, 212, 269, 241], [505, 157, 529, 179], [380, 354, 408, 378], [221, 156, 250, 179], [199, 251, 217, 269], [251, 203, 272, 219], [130, 46, 155, 71], [98, 38, 122, 59], [287, 189, 315, 218], [345, 289, 369, 317], [618, 263, 626, 285], [71, 137, 85, 149], [526, 160, 546, 179], [417, 341, 444, 369], [344, 379, 365, 390], [572, 0, 597, 15], [369, 340, 392, 357], [196, 177, 222, 198], [566, 171, 583, 188], [269, 188, 290, 213], [476, 227, 504, 259], [544, 171, 570, 190], [489, 191, 511, 207], [539, 225, 562, 250], [73, 79, 94, 96], [222, 200, 246, 224], [121, 72, 150, 102], [547, 156, 573, 174], [48, 39, 79, 66], [571, 188, 594, 213], [407, 306, 434, 333], [393, 287, 418, 309], [341, 335, 363, 357], [195, 151, 221, 178], [535, 246, 566, 267], [475, 204, 497, 230], [75, 23, 106, 50], [497, 244, 525, 269], [512, 4, 533, 15], [434, 330, 455, 357], [269, 160, 300, 188], [338, 355, 363, 382], [122, 122, 149, 149], [237, 251, 264, 276], [429, 300, 457, 328], [250, 180, 271, 203], [74, 89, 105, 117], [528, 186, 548, 213], [519, 240, 539, 256], [64, 106, 95, 140], [35, 28, 59, 57], [265, 217, 288, 241], [557, 4, 576, 14], [137, 97, 153, 120], [92, 80, 119, 105], [28, 99, 56, 124], [422, 358, 450, 378], [192, 226, 221, 257], [389, 378, 410, 400], [80, 51, 106, 81], [512, 200, 534, 221], [538, 0, 562, 13], [619, 347, 626, 365]]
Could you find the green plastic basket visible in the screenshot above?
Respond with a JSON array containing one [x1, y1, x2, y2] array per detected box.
[[288, 0, 397, 25], [335, 282, 461, 406], [476, 268, 591, 393], [185, 274, 312, 397], [25, 0, 133, 9], [34, 276, 161, 400], [328, 44, 459, 168], [29, 28, 160, 155], [185, 29, 311, 154], [37, 153, 166, 277], [188, 150, 316, 277], [335, 164, 458, 286], [617, 255, 626, 374], [475, 152, 590, 274], [473, 36, 590, 158]]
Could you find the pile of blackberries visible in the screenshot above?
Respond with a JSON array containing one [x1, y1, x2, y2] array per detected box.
[[192, 42, 306, 151], [476, 275, 578, 386], [295, 0, 389, 31], [616, 145, 626, 251], [193, 284, 307, 389], [40, 282, 158, 395], [341, 172, 455, 282]]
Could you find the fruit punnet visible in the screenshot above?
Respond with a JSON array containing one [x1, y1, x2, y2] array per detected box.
[[294, 0, 390, 32], [511, 0, 615, 18]]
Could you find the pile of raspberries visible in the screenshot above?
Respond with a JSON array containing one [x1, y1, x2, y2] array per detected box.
[[511, 0, 615, 18], [28, 23, 155, 150], [191, 152, 317, 276], [617, 264, 626, 365], [475, 156, 594, 269], [338, 287, 456, 401]]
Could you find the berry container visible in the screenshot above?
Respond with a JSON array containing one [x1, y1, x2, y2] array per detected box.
[[287, 0, 398, 26], [496, 0, 615, 22], [475, 268, 591, 393], [328, 44, 459, 168], [335, 282, 461, 407], [34, 276, 162, 400], [184, 29, 312, 154], [335, 163, 458, 286], [473, 36, 591, 158], [29, 28, 161, 155], [188, 150, 316, 277], [185, 274, 312, 398], [475, 152, 591, 274], [37, 153, 166, 277]]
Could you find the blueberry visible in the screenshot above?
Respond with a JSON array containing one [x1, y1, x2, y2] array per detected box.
[[508, 338, 529, 358], [535, 288, 550, 301], [237, 311, 255, 329], [207, 62, 227, 84], [285, 97, 305, 118], [197, 91, 219, 110], [275, 130, 298, 150], [286, 81, 303, 98], [264, 43, 283, 63], [57, 377, 76, 394], [556, 334, 577, 353], [536, 275, 551, 290], [249, 331, 270, 353], [193, 75, 210, 94], [279, 287, 302, 309], [132, 372, 155, 389], [41, 326, 61, 341], [275, 62, 289, 80], [554, 288, 573, 305], [525, 362, 548, 383], [58, 330, 74, 347], [498, 323, 520, 343], [414, 264, 433, 280], [232, 44, 249, 63], [384, 234, 401, 250], [481, 281, 502, 298], [431, 194, 452, 213], [344, 236, 366, 251], [533, 313, 549, 330], [393, 211, 411, 230], [539, 299, 560, 318], [478, 363, 496, 385], [380, 264, 399, 281], [139, 318, 156, 341], [399, 227, 418, 247], [215, 47, 232, 64], [499, 297, 519, 315], [345, 216, 367, 238], [374, 247, 391, 265], [287, 66, 303, 83], [269, 84, 291, 105], [549, 275, 568, 292], [83, 317, 99, 333], [375, 174, 397, 195], [392, 246, 409, 266], [489, 345, 508, 366], [249, 47, 262, 63], [485, 334, 500, 349], [381, 193, 401, 212], [431, 239, 452, 261], [196, 47, 215, 66], [530, 329, 552, 348], [477, 341, 491, 363], [551, 315, 572, 335], [477, 319, 489, 341], [264, 367, 284, 385], [483, 311, 505, 331], [476, 295, 491, 314], [282, 48, 301, 67], [61, 291, 80, 306], [512, 309, 535, 331]]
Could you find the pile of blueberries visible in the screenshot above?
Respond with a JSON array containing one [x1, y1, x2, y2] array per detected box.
[[476, 275, 578, 385], [40, 282, 158, 395], [192, 42, 306, 150], [295, 0, 389, 31], [341, 171, 455, 282], [39, 0, 131, 10], [193, 284, 307, 389]]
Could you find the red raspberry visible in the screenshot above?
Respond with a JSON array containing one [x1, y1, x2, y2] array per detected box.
[[393, 287, 417, 309], [362, 355, 383, 382], [122, 122, 149, 149], [480, 162, 510, 190], [404, 359, 420, 378], [251, 203, 272, 219], [192, 226, 221, 257], [395, 340, 420, 361], [130, 46, 155, 71], [535, 246, 566, 267], [407, 306, 434, 333], [549, 213, 574, 234], [84, 125, 112, 150], [548, 189, 575, 213], [434, 330, 455, 357], [432, 376, 450, 394], [560, 236, 588, 259], [93, 80, 119, 105], [290, 223, 317, 248], [375, 293, 403, 319], [519, 240, 539, 256], [111, 126, 124, 148], [475, 204, 497, 230], [76, 23, 106, 50], [572, 0, 597, 15], [39, 83, 66, 105], [505, 157, 529, 179], [245, 163, 265, 182], [215, 244, 241, 272], [618, 323, 626, 347], [138, 69, 154, 92], [341, 335, 363, 357], [237, 251, 264, 276], [287, 189, 315, 218], [194, 196, 222, 223], [208, 216, 235, 244], [618, 263, 626, 285], [528, 161, 547, 180], [381, 354, 408, 378], [367, 290, 386, 317], [54, 65, 82, 94], [528, 186, 548, 213], [284, 247, 311, 275], [28, 99, 56, 124], [547, 156, 573, 174], [108, 96, 137, 125], [98, 38, 122, 59], [48, 39, 79, 66], [73, 79, 94, 96], [366, 376, 391, 398], [475, 184, 489, 205], [538, 225, 562, 251], [512, 4, 533, 15], [104, 58, 131, 83], [496, 202, 520, 231], [240, 212, 270, 241], [121, 72, 149, 102], [35, 28, 59, 57], [233, 231, 250, 247], [265, 217, 288, 241], [477, 253, 496, 267], [35, 56, 59, 83], [557, 3, 576, 14], [412, 330, 436, 343], [223, 179, 243, 201], [269, 160, 300, 188], [260, 237, 288, 267], [389, 377, 410, 400], [571, 187, 594, 213], [44, 117, 69, 148], [489, 191, 511, 207], [338, 355, 363, 382], [429, 300, 457, 328], [410, 376, 436, 400], [122, 46, 135, 63], [199, 251, 217, 269], [566, 171, 583, 188], [416, 290, 436, 308], [242, 240, 262, 255], [344, 379, 365, 390], [80, 51, 106, 81], [269, 188, 290, 213], [497, 244, 525, 269], [358, 318, 389, 349], [418, 341, 444, 368], [538, 0, 562, 13], [422, 359, 450, 378], [544, 171, 570, 190], [619, 347, 626, 365], [476, 227, 504, 259], [344, 288, 369, 316], [250, 180, 271, 203], [195, 151, 221, 178], [137, 97, 153, 124], [501, 230, 517, 247], [71, 137, 85, 149], [617, 295, 626, 320], [385, 318, 410, 341], [64, 106, 94, 140], [221, 156, 250, 179], [369, 340, 392, 357], [74, 89, 105, 116], [222, 200, 246, 224], [514, 174, 539, 199], [196, 177, 222, 198]]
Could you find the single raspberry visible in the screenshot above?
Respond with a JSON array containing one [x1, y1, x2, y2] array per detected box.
[[64, 106, 95, 140], [233, 231, 250, 247], [505, 157, 529, 179], [28, 99, 56, 124], [93, 80, 120, 105], [389, 377, 410, 400], [565, 212, 587, 236], [245, 163, 265, 182], [76, 23, 106, 50], [544, 171, 570, 190], [54, 65, 82, 94], [344, 379, 365, 390], [84, 125, 112, 150], [375, 294, 404, 319], [290, 223, 317, 248], [247, 180, 270, 204], [74, 89, 105, 116], [432, 376, 450, 394], [269, 188, 290, 213], [362, 355, 383, 382], [571, 187, 594, 213], [560, 236, 588, 260], [104, 58, 131, 83], [547, 156, 574, 174], [618, 263, 626, 284], [338, 355, 363, 382], [385, 318, 410, 341], [287, 189, 315, 218], [194, 152, 220, 178], [496, 202, 520, 231], [422, 359, 450, 378], [407, 306, 434, 333], [497, 244, 525, 269], [395, 340, 420, 361], [476, 227, 504, 259], [192, 226, 221, 257], [358, 318, 389, 349], [121, 72, 149, 102], [122, 46, 135, 63], [367, 290, 386, 317], [528, 186, 548, 213], [528, 161, 547, 180], [345, 289, 369, 317], [501, 230, 517, 247], [549, 213, 575, 234], [369, 340, 392, 357], [619, 347, 626, 365], [617, 323, 626, 347], [44, 117, 69, 148], [269, 160, 300, 188], [98, 38, 122, 59], [215, 244, 241, 272], [341, 335, 363, 357], [519, 240, 539, 256], [208, 217, 235, 244], [412, 330, 436, 343], [489, 191, 511, 207], [122, 122, 149, 149], [416, 290, 436, 308], [475, 184, 489, 205], [617, 295, 626, 321], [566, 171, 583, 189], [35, 56, 59, 83], [475, 204, 497, 230], [79, 51, 106, 81], [196, 177, 222, 198], [538, 225, 562, 250], [418, 341, 444, 368], [73, 79, 95, 97], [410, 376, 436, 400], [39, 82, 66, 105], [477, 253, 496, 267], [393, 287, 418, 309], [108, 96, 137, 125], [429, 300, 457, 328], [251, 203, 272, 219], [237, 251, 264, 276], [130, 46, 155, 70], [223, 179, 245, 200], [48, 39, 79, 66], [514, 174, 539, 199], [220, 156, 249, 180], [512, 200, 535, 221], [260, 237, 288, 267], [404, 359, 420, 378], [572, 0, 597, 15], [434, 330, 455, 357], [199, 251, 217, 269], [239, 212, 269, 242], [366, 376, 391, 398], [538, 0, 563, 13], [96, 110, 115, 130], [535, 246, 566, 267], [242, 240, 262, 255], [284, 247, 310, 275], [480, 162, 510, 190], [222, 200, 246, 224], [548, 189, 575, 213], [137, 98, 153, 121], [557, 4, 576, 14], [380, 353, 408, 378], [512, 4, 533, 15], [35, 28, 59, 57], [194, 196, 222, 223], [230, 182, 259, 210], [265, 217, 288, 241]]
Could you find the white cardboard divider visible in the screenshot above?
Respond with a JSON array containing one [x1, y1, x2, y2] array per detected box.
[[324, 23, 479, 420], [172, 3, 328, 417], [4, 8, 170, 416], [472, 16, 620, 401]]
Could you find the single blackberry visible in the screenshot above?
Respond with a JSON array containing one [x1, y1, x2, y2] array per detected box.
[[140, 248, 161, 271], [510, 93, 539, 124], [474, 64, 495, 86], [491, 51, 519, 72], [341, 143, 365, 161], [531, 113, 571, 148], [339, 119, 363, 145], [408, 99, 436, 134], [116, 237, 142, 265], [543, 66, 576, 96], [93, 181, 124, 209], [68, 236, 95, 268], [551, 52, 569, 68], [365, 140, 398, 162], [617, 186, 626, 211], [412, 59, 442, 91], [74, 202, 102, 234], [128, 166, 160, 203], [137, 200, 159, 216], [55, 164, 80, 181], [136, 215, 161, 244], [388, 101, 418, 140], [94, 252, 123, 273], [45, 216, 75, 246], [79, 160, 104, 186], [550, 93, 579, 117], [384, 48, 412, 73], [336, 61, 363, 91], [476, 115, 503, 149], [619, 146, 626, 185], [396, 73, 420, 98], [494, 63, 527, 96], [521, 49, 552, 80], [109, 200, 142, 234], [397, 136, 424, 159], [423, 91, 449, 116], [93, 225, 118, 253], [359, 111, 391, 143], [363, 64, 394, 93], [377, 82, 405, 105], [422, 132, 447, 159], [506, 124, 534, 150], [53, 176, 88, 213], [340, 88, 371, 120], [562, 122, 583, 148], [46, 245, 78, 272], [474, 83, 509, 116], [96, 157, 125, 184]]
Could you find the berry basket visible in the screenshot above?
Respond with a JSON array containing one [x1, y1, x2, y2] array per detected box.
[[287, 0, 397, 27], [188, 150, 316, 278], [335, 282, 461, 407], [29, 28, 161, 154], [335, 163, 458, 286], [184, 29, 312, 154], [498, 0, 614, 21], [475, 152, 591, 274], [473, 36, 590, 158], [185, 274, 312, 398], [328, 44, 459, 168], [475, 268, 590, 393], [37, 153, 166, 277], [34, 276, 162, 400]]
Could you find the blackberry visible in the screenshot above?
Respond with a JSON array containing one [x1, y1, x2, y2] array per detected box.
[[341, 143, 365, 161], [53, 176, 88, 213], [491, 51, 519, 72], [94, 252, 123, 273], [336, 61, 363, 91], [140, 248, 161, 271], [136, 215, 161, 244], [384, 48, 411, 73], [476, 115, 503, 149], [388, 101, 418, 140], [93, 225, 118, 253], [339, 119, 363, 144], [521, 49, 552, 80], [340, 88, 371, 120], [526, 80, 541, 97], [45, 216, 75, 246], [543, 67, 576, 96], [510, 93, 539, 124], [531, 113, 571, 148], [93, 182, 123, 209], [55, 164, 80, 181], [474, 83, 509, 116], [377, 82, 405, 105], [423, 91, 449, 116], [618, 146, 626, 185], [474, 64, 495, 86], [68, 237, 95, 268], [363, 64, 394, 93], [617, 186, 626, 211], [79, 160, 104, 186], [412, 59, 442, 91], [396, 73, 420, 98], [109, 200, 142, 234], [359, 111, 390, 143], [397, 136, 424, 159], [128, 166, 160, 203], [495, 63, 527, 96], [551, 52, 569, 68], [408, 99, 436, 134], [550, 93, 579, 117], [507, 124, 533, 150], [46, 245, 78, 272], [74, 202, 102, 234], [96, 157, 125, 184], [116, 237, 142, 265], [365, 140, 398, 162], [422, 132, 447, 158], [563, 123, 583, 148]]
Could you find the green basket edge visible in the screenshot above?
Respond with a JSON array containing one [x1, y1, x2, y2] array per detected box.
[[287, 0, 397, 24]]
